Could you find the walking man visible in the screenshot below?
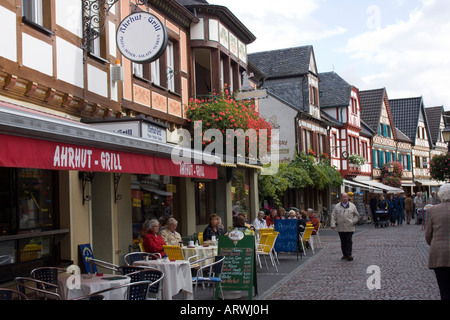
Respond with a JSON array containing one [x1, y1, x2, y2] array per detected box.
[[331, 193, 360, 261]]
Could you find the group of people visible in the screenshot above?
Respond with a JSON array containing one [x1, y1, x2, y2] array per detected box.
[[253, 207, 320, 235], [141, 217, 182, 259], [370, 191, 440, 226], [141, 213, 228, 259]]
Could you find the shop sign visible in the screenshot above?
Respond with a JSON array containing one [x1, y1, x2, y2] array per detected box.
[[89, 119, 167, 144], [0, 134, 217, 179], [116, 12, 168, 63]]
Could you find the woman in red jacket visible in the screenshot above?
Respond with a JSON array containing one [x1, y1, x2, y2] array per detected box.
[[143, 219, 166, 259]]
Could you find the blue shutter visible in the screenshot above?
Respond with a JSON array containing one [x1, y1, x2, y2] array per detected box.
[[386, 152, 391, 163], [398, 154, 402, 164], [382, 124, 387, 137], [407, 154, 411, 171], [372, 149, 377, 168], [392, 152, 396, 161]]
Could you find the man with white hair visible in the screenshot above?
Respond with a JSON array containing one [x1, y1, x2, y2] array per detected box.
[[159, 217, 182, 246], [425, 183, 450, 300], [331, 193, 360, 261]]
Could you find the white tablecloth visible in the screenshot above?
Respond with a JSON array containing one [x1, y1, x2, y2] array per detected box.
[[58, 274, 130, 300], [181, 245, 218, 266], [134, 259, 193, 300]]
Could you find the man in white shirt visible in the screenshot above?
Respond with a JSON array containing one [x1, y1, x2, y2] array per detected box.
[[253, 211, 267, 230]]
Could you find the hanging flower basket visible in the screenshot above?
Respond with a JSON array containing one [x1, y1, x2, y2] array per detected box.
[[348, 154, 366, 167]]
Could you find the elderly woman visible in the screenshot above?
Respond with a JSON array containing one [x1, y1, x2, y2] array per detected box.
[[142, 219, 166, 259], [425, 183, 450, 300], [159, 217, 182, 246]]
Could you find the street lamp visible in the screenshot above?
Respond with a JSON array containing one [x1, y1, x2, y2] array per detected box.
[[387, 162, 394, 173], [442, 123, 450, 153]]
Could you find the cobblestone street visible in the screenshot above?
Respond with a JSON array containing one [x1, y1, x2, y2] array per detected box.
[[259, 223, 440, 300]]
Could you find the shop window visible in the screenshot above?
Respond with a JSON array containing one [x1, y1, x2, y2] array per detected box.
[[0, 168, 57, 235], [131, 174, 176, 240], [0, 168, 59, 278]]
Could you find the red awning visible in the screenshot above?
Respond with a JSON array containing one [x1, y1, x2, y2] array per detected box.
[[0, 133, 217, 179]]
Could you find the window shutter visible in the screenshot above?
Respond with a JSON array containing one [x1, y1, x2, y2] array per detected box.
[[407, 154, 411, 171], [372, 149, 377, 168]]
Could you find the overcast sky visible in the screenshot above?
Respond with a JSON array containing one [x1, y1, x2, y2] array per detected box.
[[210, 0, 450, 111]]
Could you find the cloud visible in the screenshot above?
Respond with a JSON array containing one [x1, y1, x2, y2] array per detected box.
[[339, 0, 450, 109], [210, 0, 346, 52]]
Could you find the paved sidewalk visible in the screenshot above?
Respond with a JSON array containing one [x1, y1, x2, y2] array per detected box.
[[257, 223, 440, 300]]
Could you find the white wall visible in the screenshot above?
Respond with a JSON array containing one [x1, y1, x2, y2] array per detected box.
[[0, 6, 17, 62]]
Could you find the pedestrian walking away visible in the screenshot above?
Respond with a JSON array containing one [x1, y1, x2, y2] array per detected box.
[[425, 183, 450, 300], [331, 193, 360, 261], [405, 194, 414, 224]]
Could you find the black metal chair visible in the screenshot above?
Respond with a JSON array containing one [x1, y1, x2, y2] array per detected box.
[[71, 294, 105, 300], [15, 277, 61, 300], [30, 267, 67, 286], [120, 266, 164, 299], [89, 280, 153, 300], [0, 287, 29, 300], [191, 255, 225, 300], [123, 252, 160, 266]]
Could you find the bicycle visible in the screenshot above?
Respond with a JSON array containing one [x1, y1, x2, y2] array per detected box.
[[319, 208, 330, 228]]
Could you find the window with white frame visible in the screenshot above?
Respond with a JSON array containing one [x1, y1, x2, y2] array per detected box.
[[22, 0, 43, 26], [151, 59, 160, 86], [166, 41, 175, 91], [133, 63, 144, 78]]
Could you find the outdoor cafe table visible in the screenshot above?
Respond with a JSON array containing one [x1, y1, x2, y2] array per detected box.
[[181, 244, 218, 265], [58, 273, 130, 300], [133, 259, 193, 300]]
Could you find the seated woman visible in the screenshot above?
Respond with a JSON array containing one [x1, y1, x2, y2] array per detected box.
[[203, 213, 225, 241], [142, 219, 166, 259], [231, 215, 253, 236]]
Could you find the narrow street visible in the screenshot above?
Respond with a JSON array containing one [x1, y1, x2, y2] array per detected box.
[[258, 223, 440, 300]]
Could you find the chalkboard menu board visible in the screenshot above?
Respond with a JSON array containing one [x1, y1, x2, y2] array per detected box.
[[274, 219, 299, 253], [218, 233, 257, 300]]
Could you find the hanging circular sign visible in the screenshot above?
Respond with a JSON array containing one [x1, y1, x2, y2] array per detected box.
[[116, 12, 168, 64]]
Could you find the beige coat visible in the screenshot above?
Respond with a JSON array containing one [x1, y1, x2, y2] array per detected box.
[[159, 228, 182, 246], [425, 202, 450, 269], [331, 201, 360, 232]]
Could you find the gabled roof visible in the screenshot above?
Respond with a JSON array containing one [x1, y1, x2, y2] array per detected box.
[[176, 0, 256, 44], [395, 127, 413, 143], [425, 106, 444, 145], [319, 72, 352, 108], [359, 88, 386, 133], [248, 46, 315, 79], [389, 97, 433, 147], [360, 119, 375, 138], [248, 46, 316, 112]]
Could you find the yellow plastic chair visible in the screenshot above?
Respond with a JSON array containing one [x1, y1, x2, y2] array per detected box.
[[163, 245, 184, 260], [312, 223, 322, 249], [300, 227, 315, 255], [257, 233, 279, 272], [198, 232, 203, 245], [259, 228, 274, 235]]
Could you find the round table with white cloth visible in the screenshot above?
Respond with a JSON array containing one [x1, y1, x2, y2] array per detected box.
[[58, 274, 130, 300], [134, 259, 193, 300]]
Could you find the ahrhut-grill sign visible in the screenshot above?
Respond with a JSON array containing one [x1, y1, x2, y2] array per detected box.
[[116, 12, 168, 63]]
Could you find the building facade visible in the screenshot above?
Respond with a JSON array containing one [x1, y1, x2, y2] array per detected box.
[[0, 0, 257, 282]]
